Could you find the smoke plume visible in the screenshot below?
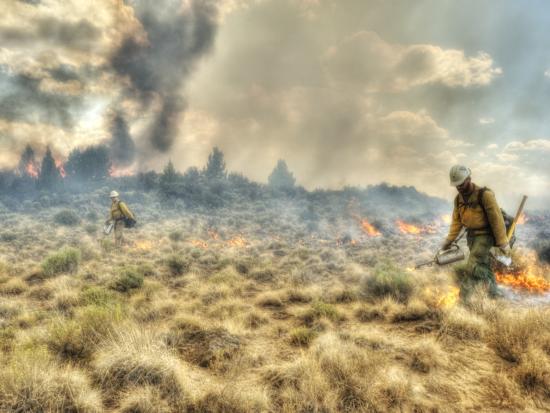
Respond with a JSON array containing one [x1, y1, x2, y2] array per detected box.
[[109, 113, 136, 167], [111, 0, 219, 152]]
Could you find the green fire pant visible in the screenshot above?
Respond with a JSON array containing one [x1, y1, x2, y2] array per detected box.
[[459, 234, 499, 301]]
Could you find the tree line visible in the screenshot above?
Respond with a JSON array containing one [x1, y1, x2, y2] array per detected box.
[[0, 144, 299, 207]]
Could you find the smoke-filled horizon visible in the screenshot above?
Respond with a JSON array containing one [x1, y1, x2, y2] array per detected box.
[[1, 0, 550, 209]]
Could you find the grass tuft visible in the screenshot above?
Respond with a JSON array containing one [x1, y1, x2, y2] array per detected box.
[[41, 246, 81, 277], [360, 260, 413, 303]]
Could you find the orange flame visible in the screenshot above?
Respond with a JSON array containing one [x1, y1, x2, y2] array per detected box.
[[360, 219, 381, 237], [109, 165, 135, 177], [26, 162, 39, 178], [495, 251, 550, 293], [55, 160, 66, 178], [517, 212, 528, 225], [396, 220, 422, 235], [226, 236, 247, 248], [134, 240, 155, 251], [190, 239, 209, 249], [208, 230, 220, 240], [396, 220, 436, 235], [423, 285, 460, 308], [437, 286, 460, 308]]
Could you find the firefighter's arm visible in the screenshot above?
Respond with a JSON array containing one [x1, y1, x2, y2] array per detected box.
[[119, 202, 135, 220], [445, 203, 463, 244], [482, 190, 508, 247]]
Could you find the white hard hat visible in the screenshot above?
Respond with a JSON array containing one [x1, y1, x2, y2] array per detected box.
[[110, 190, 119, 198], [449, 165, 471, 186]]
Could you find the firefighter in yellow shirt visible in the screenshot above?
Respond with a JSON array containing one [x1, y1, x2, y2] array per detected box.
[[442, 165, 510, 300], [106, 190, 135, 248]]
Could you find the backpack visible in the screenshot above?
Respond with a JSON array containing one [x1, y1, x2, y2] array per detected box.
[[123, 216, 137, 228], [117, 201, 137, 228], [477, 187, 515, 247]]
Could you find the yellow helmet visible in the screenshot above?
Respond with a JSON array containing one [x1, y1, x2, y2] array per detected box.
[[449, 165, 471, 186], [109, 190, 119, 198]]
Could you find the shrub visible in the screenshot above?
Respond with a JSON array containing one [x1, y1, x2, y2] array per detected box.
[[80, 286, 117, 307], [0, 278, 28, 296], [169, 230, 184, 242], [53, 210, 80, 226], [196, 384, 270, 413], [289, 327, 317, 347], [439, 307, 486, 340], [360, 260, 413, 303], [118, 386, 172, 413], [513, 348, 550, 399], [111, 267, 144, 293], [486, 309, 548, 363], [355, 305, 384, 322], [300, 301, 342, 326], [47, 305, 124, 362], [166, 255, 190, 276], [93, 328, 190, 408], [0, 350, 102, 412], [164, 322, 241, 369], [0, 231, 17, 242], [85, 210, 98, 222], [408, 338, 445, 373], [137, 263, 156, 277], [100, 238, 115, 252], [390, 299, 433, 323], [84, 224, 97, 235], [41, 247, 81, 277]]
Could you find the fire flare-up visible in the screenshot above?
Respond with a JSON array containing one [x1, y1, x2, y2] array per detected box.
[[396, 220, 436, 235], [134, 240, 155, 251], [359, 218, 381, 237], [226, 236, 248, 248], [437, 286, 460, 308], [190, 239, 209, 249], [26, 162, 39, 178], [109, 165, 135, 177], [495, 251, 550, 293], [55, 160, 66, 178]]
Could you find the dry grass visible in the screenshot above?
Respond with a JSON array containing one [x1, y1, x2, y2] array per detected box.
[[486, 308, 550, 363], [93, 327, 191, 410], [0, 350, 102, 412], [1, 205, 549, 412], [439, 306, 487, 340]]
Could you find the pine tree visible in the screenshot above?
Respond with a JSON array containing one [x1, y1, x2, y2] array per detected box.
[[17, 144, 39, 178], [38, 147, 61, 189], [203, 147, 227, 181], [159, 160, 180, 197], [268, 160, 296, 190], [65, 145, 110, 181]]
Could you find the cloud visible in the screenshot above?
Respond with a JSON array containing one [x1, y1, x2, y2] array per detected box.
[[479, 117, 495, 124], [503, 139, 550, 152], [323, 31, 502, 92]]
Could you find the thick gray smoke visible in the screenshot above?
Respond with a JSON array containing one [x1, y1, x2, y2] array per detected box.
[[109, 113, 136, 167], [111, 0, 218, 152]]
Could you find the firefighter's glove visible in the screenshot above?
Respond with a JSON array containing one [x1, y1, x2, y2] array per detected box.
[[440, 240, 453, 251], [499, 243, 511, 256]]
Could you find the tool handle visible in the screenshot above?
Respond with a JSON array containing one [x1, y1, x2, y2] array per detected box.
[[507, 195, 528, 241]]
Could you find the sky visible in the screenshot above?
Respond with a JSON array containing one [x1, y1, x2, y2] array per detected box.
[[1, 0, 550, 209]]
